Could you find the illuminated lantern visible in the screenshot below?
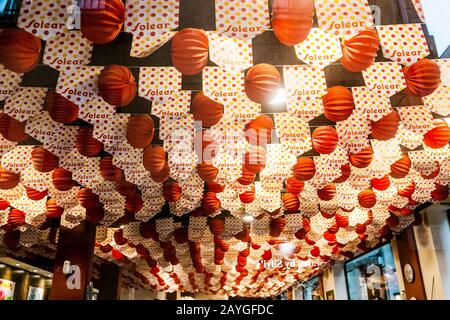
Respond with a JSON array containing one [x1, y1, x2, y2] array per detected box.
[[371, 111, 400, 141], [0, 113, 29, 142], [163, 182, 182, 203], [271, 0, 314, 46], [86, 205, 104, 224], [171, 28, 209, 75], [77, 188, 99, 209], [283, 193, 299, 212], [237, 166, 255, 185], [239, 185, 255, 204], [76, 127, 103, 157], [99, 156, 120, 181], [126, 115, 154, 149], [197, 163, 218, 182], [207, 181, 225, 193], [0, 29, 41, 73], [143, 145, 166, 174], [322, 86, 355, 122], [80, 0, 124, 44], [334, 164, 351, 183], [285, 176, 304, 195], [431, 184, 449, 201], [31, 147, 59, 172], [7, 208, 26, 229], [245, 114, 274, 146], [191, 92, 224, 128], [151, 161, 170, 183], [126, 193, 143, 213], [349, 146, 373, 168], [0, 167, 20, 190], [390, 154, 411, 179], [340, 28, 380, 72], [244, 146, 266, 173], [312, 126, 338, 154], [116, 180, 136, 197], [0, 198, 9, 210], [317, 184, 336, 201], [403, 59, 441, 97], [46, 198, 64, 218], [245, 64, 281, 104], [370, 175, 390, 191], [26, 187, 47, 201], [52, 168, 75, 191], [98, 65, 136, 107], [202, 192, 221, 214], [358, 190, 377, 208], [292, 157, 316, 181], [209, 218, 224, 236], [46, 91, 79, 123], [424, 120, 450, 149]]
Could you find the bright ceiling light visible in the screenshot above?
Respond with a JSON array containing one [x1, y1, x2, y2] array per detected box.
[[278, 242, 295, 256], [242, 215, 255, 223], [269, 88, 287, 105]]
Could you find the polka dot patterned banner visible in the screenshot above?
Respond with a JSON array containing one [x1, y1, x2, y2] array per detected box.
[[294, 28, 343, 69], [60, 148, 87, 174], [396, 124, 423, 150], [348, 166, 372, 190], [409, 150, 440, 177], [208, 31, 253, 71], [376, 24, 430, 66], [203, 67, 245, 105], [0, 65, 23, 102], [43, 32, 93, 71], [336, 182, 359, 210], [422, 85, 450, 116], [79, 97, 115, 126], [43, 125, 77, 158], [336, 113, 370, 153], [213, 148, 242, 184], [72, 158, 103, 189], [435, 59, 450, 87], [274, 113, 312, 157], [168, 147, 197, 182], [25, 112, 65, 146], [1, 146, 33, 174], [287, 98, 324, 122], [397, 106, 434, 136], [151, 91, 191, 118], [352, 86, 392, 121], [130, 31, 176, 58], [362, 62, 407, 97], [4, 87, 47, 122], [314, 0, 374, 39], [215, 0, 270, 40], [411, 0, 426, 23], [283, 65, 327, 104], [188, 216, 207, 241], [262, 144, 296, 182], [18, 0, 68, 41], [371, 139, 403, 166], [56, 66, 102, 105], [139, 67, 182, 104], [20, 165, 51, 192], [93, 113, 130, 148], [0, 184, 25, 203], [163, 115, 195, 152], [0, 135, 17, 158]]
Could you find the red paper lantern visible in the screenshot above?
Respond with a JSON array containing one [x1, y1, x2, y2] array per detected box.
[[245, 115, 274, 146], [239, 186, 255, 204], [349, 146, 373, 168], [0, 198, 9, 210], [197, 163, 218, 182], [0, 29, 41, 73], [285, 176, 305, 195], [99, 244, 112, 254], [51, 168, 75, 191], [423, 120, 450, 149], [340, 28, 380, 72], [244, 146, 266, 173], [420, 162, 440, 180], [371, 111, 400, 141], [312, 126, 338, 154], [292, 157, 316, 181], [26, 187, 48, 201], [46, 198, 64, 218], [77, 188, 99, 209], [114, 229, 128, 245], [334, 164, 351, 183], [271, 0, 314, 46], [431, 184, 449, 201], [126, 115, 154, 149], [86, 205, 104, 224], [80, 0, 125, 44], [7, 208, 26, 229], [0, 167, 20, 190], [0, 113, 29, 142], [174, 227, 189, 244], [98, 65, 136, 107], [202, 192, 221, 214], [371, 175, 390, 191], [163, 182, 182, 203], [390, 154, 411, 179], [270, 217, 286, 237], [151, 161, 170, 183], [143, 145, 166, 174], [171, 28, 209, 75], [125, 193, 143, 213], [283, 193, 300, 212], [358, 190, 377, 208], [322, 86, 355, 122], [115, 179, 136, 197], [335, 211, 349, 228], [403, 59, 441, 97], [398, 181, 416, 198], [47, 91, 79, 123], [237, 166, 256, 185], [209, 218, 225, 236], [317, 184, 336, 201], [245, 64, 281, 104], [207, 181, 225, 193], [76, 127, 103, 157], [31, 147, 59, 172], [99, 156, 120, 181], [191, 92, 224, 128]]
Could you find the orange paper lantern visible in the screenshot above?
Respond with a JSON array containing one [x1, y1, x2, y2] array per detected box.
[[163, 182, 182, 203], [312, 126, 339, 154], [292, 157, 316, 181], [371, 175, 390, 191], [239, 186, 255, 204], [76, 127, 103, 157], [209, 218, 225, 236], [143, 145, 166, 174], [47, 91, 79, 123], [197, 163, 218, 182], [0, 167, 20, 190], [99, 156, 120, 181], [46, 198, 64, 218], [126, 115, 154, 149], [431, 184, 449, 201], [171, 28, 209, 75], [403, 59, 441, 97], [207, 181, 225, 193], [52, 168, 75, 191], [423, 120, 450, 149], [202, 192, 221, 214], [126, 193, 143, 213], [151, 161, 170, 183], [349, 146, 373, 168], [398, 181, 415, 198], [237, 166, 256, 185], [390, 154, 411, 179], [0, 113, 29, 142], [371, 111, 400, 141], [340, 28, 380, 72], [0, 198, 10, 210], [317, 184, 336, 201], [245, 114, 274, 146], [245, 64, 281, 104], [7, 208, 26, 229], [322, 86, 355, 122], [283, 193, 300, 212], [333, 164, 351, 183], [31, 147, 59, 172], [285, 176, 305, 195], [358, 190, 377, 208], [77, 188, 99, 209], [244, 146, 266, 173], [0, 29, 41, 73], [26, 187, 48, 201], [98, 65, 136, 107], [115, 180, 137, 197], [191, 92, 224, 127]]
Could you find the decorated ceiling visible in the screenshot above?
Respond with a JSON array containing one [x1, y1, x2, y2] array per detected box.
[[0, 0, 449, 298]]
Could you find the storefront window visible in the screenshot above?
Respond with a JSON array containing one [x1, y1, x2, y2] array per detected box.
[[344, 243, 401, 300], [302, 276, 323, 300]]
